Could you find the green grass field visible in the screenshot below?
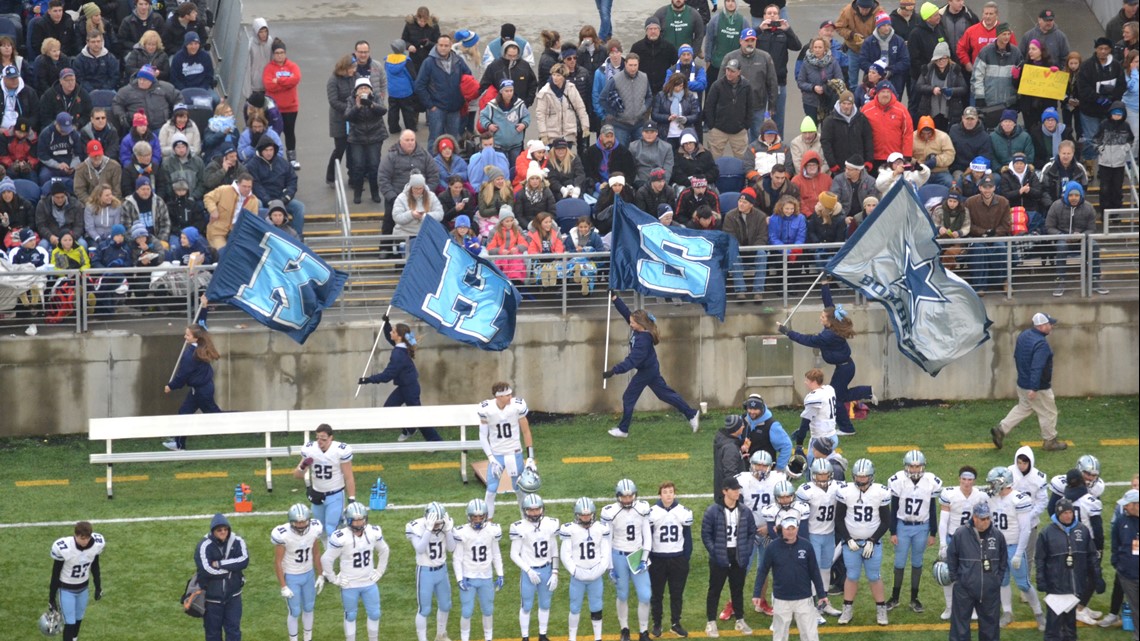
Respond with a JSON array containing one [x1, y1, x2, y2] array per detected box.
[[2, 396, 1137, 640]]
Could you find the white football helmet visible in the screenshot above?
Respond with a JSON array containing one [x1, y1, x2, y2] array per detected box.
[[903, 450, 926, 482], [852, 458, 875, 489], [38, 609, 62, 636], [987, 466, 1013, 494], [810, 458, 833, 490], [751, 451, 774, 481], [615, 479, 637, 508], [522, 493, 545, 523], [466, 498, 488, 530], [1077, 455, 1100, 483], [424, 501, 448, 533], [344, 501, 369, 533], [932, 560, 952, 587], [574, 497, 596, 527], [288, 503, 312, 535], [517, 467, 542, 493], [774, 480, 795, 507], [786, 453, 808, 480]]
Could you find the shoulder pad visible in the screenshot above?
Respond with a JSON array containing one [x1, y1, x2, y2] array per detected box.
[[1035, 470, 1046, 479], [490, 523, 503, 538], [304, 441, 315, 448], [932, 475, 943, 486], [544, 517, 561, 528], [888, 471, 903, 483], [599, 504, 619, 521], [633, 500, 651, 516], [558, 523, 572, 538], [311, 518, 323, 531], [328, 530, 346, 547], [368, 525, 384, 538], [92, 533, 105, 544], [338, 442, 348, 449]]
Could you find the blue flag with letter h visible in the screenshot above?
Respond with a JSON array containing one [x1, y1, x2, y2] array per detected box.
[[205, 212, 349, 344], [391, 216, 521, 351], [609, 198, 738, 321]]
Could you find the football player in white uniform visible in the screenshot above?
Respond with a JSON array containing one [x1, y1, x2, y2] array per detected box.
[[294, 423, 357, 541], [560, 497, 612, 641], [791, 368, 839, 468], [647, 481, 694, 638], [1008, 446, 1049, 570], [1048, 454, 1106, 511], [452, 499, 504, 641], [885, 450, 942, 614], [601, 479, 654, 641], [48, 521, 105, 641], [735, 450, 787, 617], [406, 502, 456, 641], [986, 467, 1045, 630], [320, 502, 390, 641], [478, 382, 535, 520], [938, 466, 988, 620], [510, 493, 560, 641], [834, 458, 892, 626], [797, 457, 843, 618], [273, 504, 325, 641]]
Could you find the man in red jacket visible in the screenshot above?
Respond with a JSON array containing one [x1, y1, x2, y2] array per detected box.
[[860, 81, 913, 167], [955, 1, 1016, 74]]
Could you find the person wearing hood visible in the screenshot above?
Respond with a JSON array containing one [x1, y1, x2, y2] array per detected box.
[[820, 91, 873, 176], [796, 37, 844, 126], [466, 131, 510, 192], [167, 225, 215, 266], [203, 145, 246, 192], [788, 116, 825, 173], [391, 172, 443, 242], [1045, 180, 1107, 296], [385, 39, 418, 135], [1, 66, 39, 133], [861, 82, 912, 166], [835, 0, 881, 87], [204, 173, 258, 249], [247, 134, 303, 235], [89, 223, 131, 312], [117, 0, 165, 58], [111, 64, 178, 133], [170, 31, 215, 93], [1036, 498, 1100, 640], [743, 117, 794, 177], [122, 30, 170, 84], [790, 149, 828, 214], [971, 22, 1022, 127], [481, 23, 536, 69], [912, 116, 955, 187], [194, 513, 249, 640], [401, 6, 442, 70], [244, 18, 272, 97], [345, 77, 388, 204], [481, 40, 538, 106], [534, 62, 591, 149], [75, 139, 122, 203], [998, 151, 1045, 217], [263, 199, 298, 240], [38, 68, 91, 137], [416, 34, 473, 145], [73, 31, 119, 91], [859, 12, 909, 98], [914, 42, 967, 132], [262, 38, 301, 170], [1007, 446, 1049, 572], [1092, 100, 1134, 212], [36, 111, 84, 186], [159, 133, 205, 201]]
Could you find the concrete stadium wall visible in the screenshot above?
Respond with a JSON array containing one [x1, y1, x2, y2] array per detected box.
[[2, 300, 1137, 437]]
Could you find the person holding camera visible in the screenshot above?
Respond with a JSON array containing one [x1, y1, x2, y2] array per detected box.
[[946, 501, 1006, 641], [293, 424, 357, 541], [756, 5, 802, 137], [345, 77, 388, 204]]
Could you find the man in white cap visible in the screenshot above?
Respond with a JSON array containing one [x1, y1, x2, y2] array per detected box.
[[1110, 488, 1139, 638], [992, 312, 1067, 452], [756, 514, 829, 641]]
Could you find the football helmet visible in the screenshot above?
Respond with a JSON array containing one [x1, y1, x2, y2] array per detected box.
[[932, 561, 952, 587], [852, 458, 875, 489], [574, 497, 596, 527], [466, 498, 488, 530], [810, 457, 833, 490], [903, 450, 926, 482], [344, 501, 369, 533], [38, 609, 62, 636], [774, 480, 795, 507], [786, 453, 808, 480], [425, 501, 448, 533], [986, 466, 1013, 495], [615, 479, 638, 508], [522, 493, 545, 523], [1077, 454, 1100, 483], [751, 451, 774, 480], [288, 503, 312, 535], [517, 467, 542, 493]]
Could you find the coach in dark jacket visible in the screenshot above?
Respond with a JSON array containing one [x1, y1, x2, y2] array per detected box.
[[947, 501, 1007, 641], [703, 70, 753, 136], [194, 513, 249, 641], [1037, 498, 1101, 641], [702, 476, 756, 632], [1111, 490, 1140, 636], [713, 415, 747, 504]]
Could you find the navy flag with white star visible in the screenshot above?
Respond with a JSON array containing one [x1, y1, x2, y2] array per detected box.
[[825, 180, 992, 376], [391, 216, 521, 351]]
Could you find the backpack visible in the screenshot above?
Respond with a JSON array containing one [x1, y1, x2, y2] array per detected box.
[[181, 574, 206, 618], [45, 277, 76, 325]]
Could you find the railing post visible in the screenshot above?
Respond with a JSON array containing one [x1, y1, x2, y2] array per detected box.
[[1080, 235, 1089, 298], [561, 257, 568, 316], [77, 270, 86, 333], [1004, 240, 1013, 300]]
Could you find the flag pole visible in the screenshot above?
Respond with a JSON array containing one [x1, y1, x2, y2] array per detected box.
[[354, 304, 392, 399], [781, 271, 827, 326], [169, 298, 205, 384], [602, 294, 613, 389]]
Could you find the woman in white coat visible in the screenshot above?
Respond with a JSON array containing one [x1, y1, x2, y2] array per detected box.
[[533, 63, 590, 148], [391, 173, 444, 248]]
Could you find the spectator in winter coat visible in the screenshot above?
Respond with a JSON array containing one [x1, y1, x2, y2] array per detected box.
[[378, 130, 439, 236], [859, 12, 909, 98], [835, 0, 881, 87], [432, 135, 468, 190], [861, 81, 912, 165], [415, 35, 473, 145], [83, 185, 123, 244], [32, 38, 71, 97], [526, 212, 567, 287], [998, 152, 1046, 219], [37, 111, 83, 185], [723, 188, 769, 297], [74, 140, 122, 202], [688, 205, 722, 231], [931, 188, 970, 267], [791, 150, 830, 215], [654, 0, 707, 56], [1045, 181, 1103, 294], [971, 23, 1022, 125], [118, 111, 161, 168], [161, 2, 208, 56], [560, 46, 595, 156], [743, 117, 795, 178], [629, 121, 675, 187], [170, 31, 215, 92], [118, 0, 165, 57], [245, 18, 272, 97], [439, 176, 477, 229], [914, 43, 968, 132], [753, 164, 800, 215], [479, 80, 530, 161], [956, 2, 1015, 72], [584, 124, 637, 192], [159, 134, 206, 201], [912, 116, 955, 187], [384, 40, 417, 135], [80, 106, 119, 161], [705, 0, 749, 82], [112, 65, 178, 133], [631, 19, 679, 94], [671, 129, 718, 187], [1036, 499, 1101, 641], [0, 119, 38, 181], [120, 176, 170, 241], [73, 32, 119, 91], [703, 59, 753, 159], [30, 2, 76, 58], [875, 151, 930, 195], [167, 225, 215, 266], [1093, 102, 1134, 213], [202, 146, 246, 192], [634, 167, 677, 214], [768, 193, 806, 275], [1076, 38, 1127, 160], [796, 37, 844, 125], [122, 30, 170, 87], [1030, 108, 1075, 169], [907, 4, 948, 100], [391, 173, 444, 240], [720, 30, 780, 141], [121, 139, 166, 198], [674, 175, 719, 226], [247, 136, 303, 234], [710, 417, 748, 505], [787, 118, 826, 176], [989, 110, 1035, 167], [512, 163, 557, 229], [939, 0, 978, 65], [1020, 10, 1070, 63], [546, 139, 590, 200], [8, 226, 50, 266], [204, 174, 259, 249], [1039, 140, 1088, 203], [651, 72, 702, 150], [533, 63, 591, 148], [755, 4, 801, 135], [344, 79, 387, 204], [831, 155, 878, 228], [807, 190, 847, 276], [820, 91, 874, 176], [401, 7, 441, 71], [166, 181, 208, 237], [947, 106, 992, 175], [964, 174, 1009, 292], [466, 133, 511, 192], [601, 54, 654, 146], [37, 69, 91, 135], [262, 39, 301, 168], [158, 105, 202, 158], [35, 181, 84, 248], [481, 41, 538, 106], [664, 44, 708, 100], [482, 24, 536, 69], [1, 69, 39, 133]]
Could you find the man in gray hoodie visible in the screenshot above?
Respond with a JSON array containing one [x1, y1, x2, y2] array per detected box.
[[628, 122, 674, 187]]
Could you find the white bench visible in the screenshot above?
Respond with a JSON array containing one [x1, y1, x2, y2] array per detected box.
[[89, 405, 483, 499]]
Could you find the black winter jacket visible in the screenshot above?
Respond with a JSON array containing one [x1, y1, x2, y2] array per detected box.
[[1036, 517, 1099, 597]]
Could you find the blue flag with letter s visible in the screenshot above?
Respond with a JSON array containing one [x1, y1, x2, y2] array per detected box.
[[205, 212, 349, 344], [391, 216, 520, 351], [825, 180, 991, 376], [609, 198, 738, 321]]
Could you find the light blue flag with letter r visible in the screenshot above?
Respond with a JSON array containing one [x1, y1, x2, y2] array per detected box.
[[391, 216, 520, 351], [825, 180, 991, 376], [205, 211, 349, 344]]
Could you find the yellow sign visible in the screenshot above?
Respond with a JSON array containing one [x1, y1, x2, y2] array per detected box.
[[1017, 65, 1070, 101]]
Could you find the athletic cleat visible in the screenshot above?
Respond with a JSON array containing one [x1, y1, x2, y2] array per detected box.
[[734, 619, 752, 634], [821, 603, 842, 617], [1076, 608, 1100, 625], [397, 431, 412, 442], [885, 598, 899, 611], [910, 599, 925, 613], [539, 636, 550, 641], [1085, 607, 1103, 618], [670, 623, 688, 637], [1098, 613, 1121, 628], [435, 635, 452, 641], [689, 413, 700, 433], [718, 601, 734, 620], [162, 439, 182, 451], [876, 604, 889, 626], [620, 628, 631, 641], [704, 621, 719, 638], [651, 623, 662, 638], [1036, 612, 1047, 631], [828, 584, 844, 595], [608, 427, 629, 438], [1000, 611, 1013, 627], [758, 598, 774, 615], [639, 631, 651, 641], [837, 427, 857, 437], [817, 614, 827, 625], [838, 604, 855, 624], [940, 608, 952, 621], [870, 391, 878, 406]]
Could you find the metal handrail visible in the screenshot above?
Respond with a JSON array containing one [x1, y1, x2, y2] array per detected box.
[[334, 158, 351, 238]]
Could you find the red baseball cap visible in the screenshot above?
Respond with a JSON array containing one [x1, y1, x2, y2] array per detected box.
[[87, 140, 103, 156]]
